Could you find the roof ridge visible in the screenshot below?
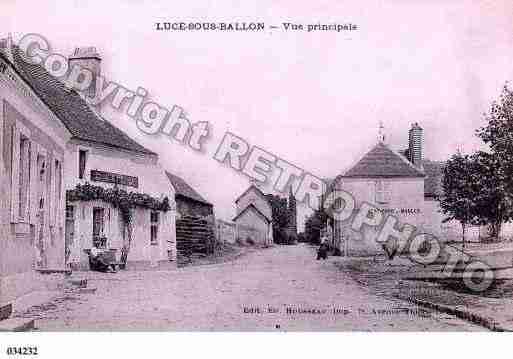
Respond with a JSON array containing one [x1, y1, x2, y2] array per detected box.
[[165, 170, 211, 205]]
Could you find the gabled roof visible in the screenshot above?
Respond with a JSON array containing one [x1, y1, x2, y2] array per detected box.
[[165, 171, 212, 206], [232, 203, 271, 223], [343, 142, 425, 178], [0, 45, 156, 155], [326, 158, 444, 199], [234, 184, 270, 204]]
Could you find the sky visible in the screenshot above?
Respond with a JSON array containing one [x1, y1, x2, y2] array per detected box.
[[3, 0, 513, 227]]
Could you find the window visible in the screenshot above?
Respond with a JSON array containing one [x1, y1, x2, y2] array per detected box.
[[78, 149, 87, 179], [150, 211, 159, 245], [37, 155, 46, 211], [54, 159, 62, 222], [92, 207, 106, 248], [375, 180, 391, 204], [18, 135, 31, 220]]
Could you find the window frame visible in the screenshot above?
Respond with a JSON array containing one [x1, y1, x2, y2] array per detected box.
[[150, 210, 160, 246], [10, 121, 31, 224], [78, 149, 88, 179], [375, 180, 391, 204], [92, 206, 106, 249]]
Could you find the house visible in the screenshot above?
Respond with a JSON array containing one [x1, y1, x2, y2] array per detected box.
[[0, 40, 177, 278], [0, 36, 70, 305], [233, 184, 273, 245], [60, 48, 177, 270], [165, 171, 214, 220], [326, 122, 456, 255]]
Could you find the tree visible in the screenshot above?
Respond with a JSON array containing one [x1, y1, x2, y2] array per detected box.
[[476, 84, 513, 238], [440, 151, 511, 243], [468, 151, 512, 239], [304, 209, 328, 244], [477, 85, 513, 189], [265, 194, 290, 244], [439, 153, 478, 246]]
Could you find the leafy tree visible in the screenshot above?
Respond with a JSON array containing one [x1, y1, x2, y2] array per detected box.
[[304, 209, 328, 244], [265, 194, 290, 244], [477, 85, 513, 190], [476, 84, 513, 237], [440, 151, 511, 243], [439, 153, 478, 245], [469, 151, 512, 238]]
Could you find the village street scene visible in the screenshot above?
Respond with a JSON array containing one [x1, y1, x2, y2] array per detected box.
[[1, 1, 513, 335]]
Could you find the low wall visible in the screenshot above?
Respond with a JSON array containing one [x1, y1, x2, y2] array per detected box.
[[216, 219, 266, 245]]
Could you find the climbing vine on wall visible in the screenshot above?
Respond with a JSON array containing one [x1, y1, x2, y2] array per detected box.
[[66, 182, 171, 224]]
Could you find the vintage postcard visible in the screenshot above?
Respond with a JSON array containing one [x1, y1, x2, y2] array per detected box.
[[1, 0, 513, 354]]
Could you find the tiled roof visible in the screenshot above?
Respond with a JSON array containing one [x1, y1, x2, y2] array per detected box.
[[165, 171, 212, 206], [343, 142, 425, 178], [327, 159, 444, 198], [1, 46, 156, 155], [423, 159, 444, 198]]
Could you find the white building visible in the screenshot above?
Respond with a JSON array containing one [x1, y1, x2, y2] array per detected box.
[[1, 37, 70, 305], [326, 123, 460, 256], [233, 184, 273, 245]]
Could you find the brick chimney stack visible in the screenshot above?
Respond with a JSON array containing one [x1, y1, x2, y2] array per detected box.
[[408, 122, 423, 167], [68, 47, 101, 101]]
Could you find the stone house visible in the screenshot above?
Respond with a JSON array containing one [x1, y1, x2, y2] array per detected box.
[[233, 184, 273, 245], [327, 123, 455, 255], [0, 38, 70, 305]]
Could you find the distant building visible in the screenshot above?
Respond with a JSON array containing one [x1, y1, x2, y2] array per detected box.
[[233, 184, 273, 245]]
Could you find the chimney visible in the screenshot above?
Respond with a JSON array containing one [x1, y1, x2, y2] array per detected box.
[[68, 47, 101, 100], [408, 122, 423, 167]]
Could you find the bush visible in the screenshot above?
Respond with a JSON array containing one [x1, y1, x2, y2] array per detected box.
[[246, 237, 255, 246]]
